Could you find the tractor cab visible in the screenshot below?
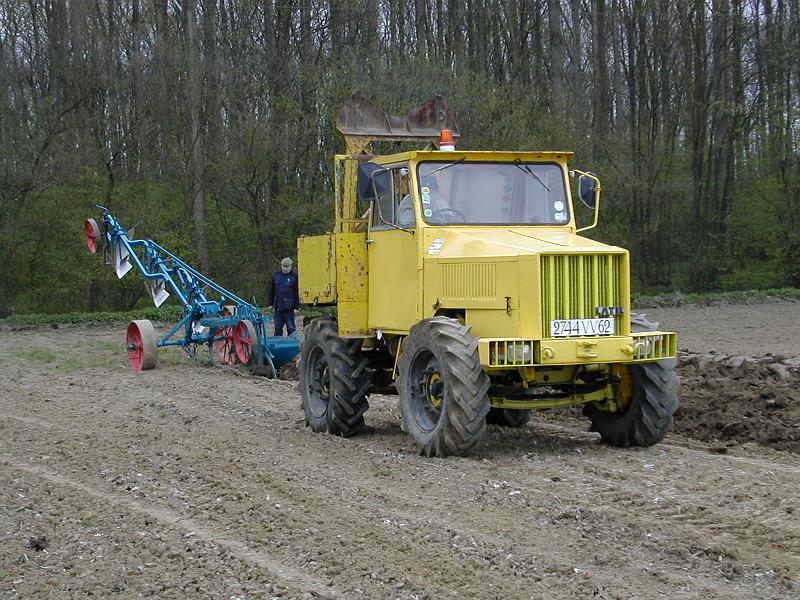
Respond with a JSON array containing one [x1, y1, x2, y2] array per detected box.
[[362, 152, 575, 229]]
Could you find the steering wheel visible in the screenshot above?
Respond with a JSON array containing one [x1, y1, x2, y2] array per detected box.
[[429, 207, 466, 224]]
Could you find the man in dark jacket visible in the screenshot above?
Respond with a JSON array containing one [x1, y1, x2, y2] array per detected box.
[[268, 257, 300, 336]]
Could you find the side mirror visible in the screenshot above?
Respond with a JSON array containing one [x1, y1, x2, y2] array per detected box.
[[569, 169, 602, 232], [578, 174, 597, 209], [357, 162, 390, 202]]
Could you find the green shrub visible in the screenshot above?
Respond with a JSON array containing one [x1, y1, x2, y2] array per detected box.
[[0, 306, 184, 328], [0, 304, 334, 329]]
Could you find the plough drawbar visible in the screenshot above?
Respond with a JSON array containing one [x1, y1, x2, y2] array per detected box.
[[85, 207, 299, 375]]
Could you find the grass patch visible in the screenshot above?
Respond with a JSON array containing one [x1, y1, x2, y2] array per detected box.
[[0, 306, 184, 329], [93, 340, 123, 353], [69, 342, 185, 372], [154, 347, 190, 367], [21, 348, 56, 363], [12, 341, 187, 372], [58, 353, 125, 372], [10, 345, 117, 371]]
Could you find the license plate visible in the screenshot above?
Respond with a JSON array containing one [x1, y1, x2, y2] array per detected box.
[[551, 318, 615, 337]]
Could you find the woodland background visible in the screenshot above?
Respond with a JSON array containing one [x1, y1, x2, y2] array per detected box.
[[1, 0, 798, 315]]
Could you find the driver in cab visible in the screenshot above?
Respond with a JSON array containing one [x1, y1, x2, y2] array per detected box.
[[396, 175, 459, 227]]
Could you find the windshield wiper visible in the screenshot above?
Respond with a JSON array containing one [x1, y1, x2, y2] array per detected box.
[[420, 157, 466, 179], [514, 159, 550, 191]]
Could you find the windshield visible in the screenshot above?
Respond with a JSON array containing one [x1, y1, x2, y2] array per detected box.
[[416, 161, 569, 225]]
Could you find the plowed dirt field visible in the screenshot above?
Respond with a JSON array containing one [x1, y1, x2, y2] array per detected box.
[[2, 301, 799, 599]]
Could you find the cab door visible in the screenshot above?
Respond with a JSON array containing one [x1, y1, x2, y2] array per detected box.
[[367, 164, 419, 332]]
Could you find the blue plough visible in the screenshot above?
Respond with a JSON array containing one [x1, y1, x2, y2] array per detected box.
[[85, 207, 299, 375]]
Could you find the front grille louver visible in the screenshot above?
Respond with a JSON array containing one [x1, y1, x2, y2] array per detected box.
[[442, 263, 496, 301], [541, 254, 624, 337]]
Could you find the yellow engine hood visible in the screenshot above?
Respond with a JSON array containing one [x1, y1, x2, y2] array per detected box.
[[430, 228, 626, 260]]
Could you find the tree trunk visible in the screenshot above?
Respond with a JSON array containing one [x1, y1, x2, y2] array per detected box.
[[185, 0, 209, 272], [548, 0, 566, 112], [591, 0, 610, 161]]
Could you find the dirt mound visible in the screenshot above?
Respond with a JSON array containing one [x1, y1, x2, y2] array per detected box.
[[278, 359, 299, 380], [676, 353, 800, 452]]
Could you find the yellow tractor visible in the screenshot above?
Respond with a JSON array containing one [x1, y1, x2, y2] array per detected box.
[[297, 93, 679, 457]]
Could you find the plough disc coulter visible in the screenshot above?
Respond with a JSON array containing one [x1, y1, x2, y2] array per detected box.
[[85, 207, 299, 375]]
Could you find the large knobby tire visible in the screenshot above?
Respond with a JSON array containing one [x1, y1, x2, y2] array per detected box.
[[397, 317, 491, 457], [583, 314, 680, 447], [487, 408, 532, 428], [299, 317, 370, 437]]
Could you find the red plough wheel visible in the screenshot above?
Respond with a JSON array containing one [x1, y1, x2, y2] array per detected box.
[[85, 218, 101, 254], [127, 319, 158, 371], [214, 326, 237, 365], [234, 320, 259, 366], [213, 307, 237, 365]]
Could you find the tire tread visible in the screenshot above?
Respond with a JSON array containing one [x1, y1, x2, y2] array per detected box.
[[299, 318, 371, 436], [398, 317, 490, 457], [584, 314, 680, 447]]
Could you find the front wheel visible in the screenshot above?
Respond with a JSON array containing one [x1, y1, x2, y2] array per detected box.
[[397, 317, 490, 457], [583, 315, 679, 446]]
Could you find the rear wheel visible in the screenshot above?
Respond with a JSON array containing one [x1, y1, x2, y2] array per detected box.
[[487, 408, 532, 428], [583, 315, 679, 446], [397, 317, 490, 457], [234, 319, 259, 366], [213, 307, 237, 365], [214, 326, 236, 364], [299, 318, 370, 436]]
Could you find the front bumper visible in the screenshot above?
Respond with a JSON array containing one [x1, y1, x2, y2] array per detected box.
[[480, 331, 677, 368]]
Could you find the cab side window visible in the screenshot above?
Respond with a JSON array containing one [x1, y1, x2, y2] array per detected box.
[[370, 165, 411, 229], [371, 170, 395, 228]]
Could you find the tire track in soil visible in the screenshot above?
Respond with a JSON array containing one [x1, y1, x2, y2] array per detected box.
[[3, 411, 562, 597], [3, 405, 798, 599], [1, 455, 342, 599], [535, 421, 800, 475]]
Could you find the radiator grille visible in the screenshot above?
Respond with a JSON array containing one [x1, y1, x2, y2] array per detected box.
[[442, 263, 496, 301], [541, 254, 624, 337]]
